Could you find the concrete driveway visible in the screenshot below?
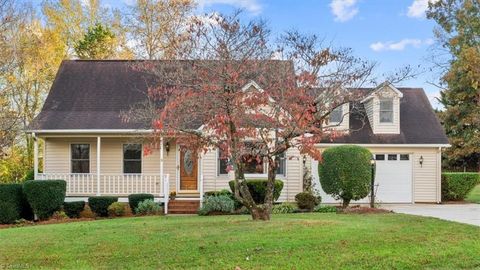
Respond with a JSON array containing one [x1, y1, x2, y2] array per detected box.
[[384, 204, 480, 226]]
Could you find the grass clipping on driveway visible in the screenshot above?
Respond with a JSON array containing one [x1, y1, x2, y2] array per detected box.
[[0, 213, 479, 269]]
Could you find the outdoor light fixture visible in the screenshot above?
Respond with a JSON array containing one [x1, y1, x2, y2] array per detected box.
[[419, 156, 424, 167], [370, 157, 376, 208], [165, 141, 170, 154]]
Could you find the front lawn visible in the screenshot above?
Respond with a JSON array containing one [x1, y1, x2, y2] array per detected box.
[[0, 213, 479, 269], [466, 184, 480, 204]]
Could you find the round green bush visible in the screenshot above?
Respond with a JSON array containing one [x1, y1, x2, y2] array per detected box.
[[319, 145, 372, 207], [63, 201, 86, 218], [198, 195, 235, 215], [136, 199, 162, 215], [0, 201, 20, 224], [228, 179, 284, 204], [0, 183, 33, 221], [442, 172, 480, 201], [128, 193, 154, 214], [23, 180, 66, 220], [108, 202, 126, 217], [295, 192, 321, 211], [204, 189, 242, 209], [88, 196, 118, 217]]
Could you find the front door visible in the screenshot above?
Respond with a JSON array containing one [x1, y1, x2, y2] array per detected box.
[[179, 149, 198, 191]]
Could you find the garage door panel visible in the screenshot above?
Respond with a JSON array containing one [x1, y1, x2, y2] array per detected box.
[[312, 153, 413, 204]]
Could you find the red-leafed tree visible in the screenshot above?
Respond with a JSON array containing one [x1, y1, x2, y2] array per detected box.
[[130, 11, 376, 220]]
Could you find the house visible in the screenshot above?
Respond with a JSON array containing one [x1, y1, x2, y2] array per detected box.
[[27, 60, 449, 213]]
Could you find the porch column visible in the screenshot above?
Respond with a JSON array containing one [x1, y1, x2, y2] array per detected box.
[[160, 137, 164, 196], [97, 136, 101, 196], [33, 133, 38, 180]]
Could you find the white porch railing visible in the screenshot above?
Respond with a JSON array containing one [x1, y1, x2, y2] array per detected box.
[[37, 173, 168, 197]]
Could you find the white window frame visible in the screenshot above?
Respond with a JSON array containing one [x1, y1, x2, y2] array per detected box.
[[379, 98, 394, 123], [122, 143, 143, 174], [70, 143, 91, 174], [329, 106, 343, 124]]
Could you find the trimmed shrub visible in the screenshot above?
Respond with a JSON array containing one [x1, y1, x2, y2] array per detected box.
[[319, 145, 372, 207], [136, 199, 162, 215], [295, 192, 321, 211], [228, 179, 284, 204], [198, 195, 234, 216], [204, 189, 242, 209], [272, 203, 297, 214], [23, 180, 66, 220], [314, 205, 337, 213], [88, 196, 118, 217], [442, 172, 480, 201], [128, 193, 154, 214], [0, 183, 33, 222], [108, 202, 126, 217], [63, 201, 85, 218], [0, 201, 19, 224]]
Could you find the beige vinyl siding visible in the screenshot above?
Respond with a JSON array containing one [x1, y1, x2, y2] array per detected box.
[[202, 149, 231, 193], [364, 99, 374, 131], [44, 137, 97, 174], [280, 147, 303, 201], [44, 137, 178, 192], [314, 145, 441, 203]]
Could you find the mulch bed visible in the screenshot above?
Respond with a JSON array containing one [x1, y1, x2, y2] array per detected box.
[[337, 205, 393, 214]]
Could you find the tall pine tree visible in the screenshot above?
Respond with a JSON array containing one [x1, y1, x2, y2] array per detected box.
[[427, 0, 480, 171]]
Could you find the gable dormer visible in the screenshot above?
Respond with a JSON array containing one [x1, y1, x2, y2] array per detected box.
[[361, 82, 402, 134]]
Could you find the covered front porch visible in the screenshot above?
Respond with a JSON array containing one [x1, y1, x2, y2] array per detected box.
[[31, 132, 206, 212]]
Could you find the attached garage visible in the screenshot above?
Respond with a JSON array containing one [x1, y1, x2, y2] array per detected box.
[[312, 146, 444, 204]]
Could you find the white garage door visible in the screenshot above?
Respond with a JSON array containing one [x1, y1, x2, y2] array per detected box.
[[312, 153, 413, 204]]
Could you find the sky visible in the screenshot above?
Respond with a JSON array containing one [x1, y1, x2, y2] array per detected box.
[[36, 0, 444, 108]]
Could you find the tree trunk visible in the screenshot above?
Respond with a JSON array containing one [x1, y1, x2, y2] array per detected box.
[[250, 207, 270, 221], [342, 199, 350, 208]]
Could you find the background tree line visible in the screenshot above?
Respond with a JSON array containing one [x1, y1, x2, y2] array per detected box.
[[0, 0, 196, 182]]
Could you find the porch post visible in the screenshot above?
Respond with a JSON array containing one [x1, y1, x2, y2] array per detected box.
[[96, 136, 101, 196], [160, 137, 164, 195], [33, 133, 38, 180]]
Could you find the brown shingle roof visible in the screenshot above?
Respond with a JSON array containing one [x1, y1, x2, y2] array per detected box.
[[29, 60, 448, 144]]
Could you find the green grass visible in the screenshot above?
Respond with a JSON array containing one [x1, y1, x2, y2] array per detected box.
[[466, 184, 480, 203], [0, 214, 479, 269]]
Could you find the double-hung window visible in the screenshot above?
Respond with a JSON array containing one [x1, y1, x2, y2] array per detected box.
[[123, 144, 142, 174], [329, 106, 343, 123], [217, 148, 229, 176], [71, 144, 90, 173], [379, 98, 394, 123]]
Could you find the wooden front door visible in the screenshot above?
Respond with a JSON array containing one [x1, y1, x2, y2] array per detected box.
[[179, 149, 198, 191]]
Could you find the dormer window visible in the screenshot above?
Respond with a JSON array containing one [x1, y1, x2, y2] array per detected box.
[[330, 106, 343, 123], [379, 98, 393, 123]]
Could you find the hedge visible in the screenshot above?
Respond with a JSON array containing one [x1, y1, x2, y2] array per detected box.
[[88, 196, 118, 217], [23, 180, 66, 220], [63, 201, 86, 218], [128, 193, 154, 214], [319, 145, 372, 207], [228, 179, 284, 204], [441, 172, 480, 201], [0, 183, 33, 223]]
